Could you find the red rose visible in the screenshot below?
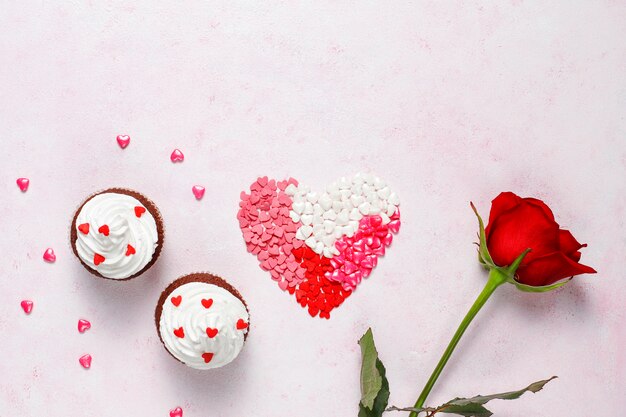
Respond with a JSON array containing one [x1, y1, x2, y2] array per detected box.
[[484, 192, 596, 286]]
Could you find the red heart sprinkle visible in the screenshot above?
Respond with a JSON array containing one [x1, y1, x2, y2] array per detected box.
[[201, 298, 213, 309], [205, 327, 218, 338], [134, 206, 146, 217], [21, 300, 34, 314], [79, 354, 92, 369], [202, 352, 214, 363], [116, 134, 131, 149], [173, 327, 185, 338], [171, 295, 182, 306], [236, 319, 248, 330], [78, 319, 91, 333], [78, 223, 90, 234], [125, 244, 136, 256], [98, 224, 109, 236], [43, 248, 56, 263], [169, 407, 183, 417], [93, 253, 105, 266], [16, 177, 30, 192]]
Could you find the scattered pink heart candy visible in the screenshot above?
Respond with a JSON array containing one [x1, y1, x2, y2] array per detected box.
[[78, 319, 91, 333], [16, 178, 29, 192], [170, 149, 184, 162], [170, 407, 183, 417], [21, 300, 34, 314], [116, 135, 131, 149], [43, 248, 56, 263], [192, 185, 205, 200], [79, 354, 92, 369]]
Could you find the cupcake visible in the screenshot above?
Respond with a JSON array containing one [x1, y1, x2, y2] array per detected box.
[[70, 188, 164, 280], [155, 273, 250, 370]]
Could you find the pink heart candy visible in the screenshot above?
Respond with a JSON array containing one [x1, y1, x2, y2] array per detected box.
[[21, 300, 34, 314], [170, 407, 183, 417], [116, 134, 130, 149], [170, 148, 184, 162], [79, 354, 92, 369], [78, 319, 91, 333], [16, 178, 29, 192], [43, 248, 56, 263], [388, 219, 401, 233], [192, 185, 205, 200]]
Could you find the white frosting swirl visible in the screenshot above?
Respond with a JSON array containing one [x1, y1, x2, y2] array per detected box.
[[159, 281, 249, 369], [75, 192, 159, 279]]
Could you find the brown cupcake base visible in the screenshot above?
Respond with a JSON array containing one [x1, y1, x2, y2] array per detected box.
[[70, 188, 165, 281]]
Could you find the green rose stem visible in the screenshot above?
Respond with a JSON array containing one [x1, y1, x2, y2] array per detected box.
[[409, 204, 531, 417], [408, 268, 508, 416]]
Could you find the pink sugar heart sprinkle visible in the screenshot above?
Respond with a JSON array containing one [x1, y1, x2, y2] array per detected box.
[[16, 178, 30, 192], [192, 185, 205, 200], [237, 176, 304, 290], [43, 248, 56, 263], [78, 319, 91, 333], [170, 407, 183, 417], [116, 134, 130, 149], [21, 300, 34, 314], [170, 148, 184, 162], [79, 354, 92, 369]]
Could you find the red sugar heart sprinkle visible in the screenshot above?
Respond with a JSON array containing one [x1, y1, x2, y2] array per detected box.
[[21, 300, 34, 314], [205, 327, 218, 338], [125, 244, 136, 256], [78, 319, 91, 333], [171, 295, 182, 307], [93, 253, 105, 266], [78, 223, 90, 234], [98, 224, 110, 236], [201, 298, 213, 309], [236, 319, 248, 330], [290, 247, 352, 319], [173, 327, 185, 338], [79, 354, 92, 369], [134, 206, 146, 217], [169, 407, 183, 417], [202, 352, 214, 363]]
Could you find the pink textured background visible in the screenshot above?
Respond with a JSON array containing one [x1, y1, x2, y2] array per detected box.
[[1, 2, 624, 416]]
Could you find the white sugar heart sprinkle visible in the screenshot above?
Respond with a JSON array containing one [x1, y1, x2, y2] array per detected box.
[[285, 173, 399, 255]]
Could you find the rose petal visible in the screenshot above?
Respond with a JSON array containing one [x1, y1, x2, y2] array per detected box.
[[516, 251, 597, 286], [559, 229, 586, 259], [487, 200, 560, 267], [485, 192, 522, 238], [524, 198, 556, 222]]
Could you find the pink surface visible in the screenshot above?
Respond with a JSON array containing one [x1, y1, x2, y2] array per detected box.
[[1, 2, 625, 416]]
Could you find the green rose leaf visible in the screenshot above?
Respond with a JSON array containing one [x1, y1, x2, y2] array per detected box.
[[445, 376, 557, 407], [388, 376, 556, 416], [358, 328, 390, 417]]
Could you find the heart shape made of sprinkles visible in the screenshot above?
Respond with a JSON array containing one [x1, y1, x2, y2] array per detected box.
[[237, 173, 400, 319]]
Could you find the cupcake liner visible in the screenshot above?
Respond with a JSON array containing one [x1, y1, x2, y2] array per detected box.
[[69, 187, 165, 281]]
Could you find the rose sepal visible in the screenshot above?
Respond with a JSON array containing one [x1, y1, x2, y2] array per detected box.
[[471, 202, 570, 293], [510, 278, 572, 293], [470, 202, 496, 269]]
